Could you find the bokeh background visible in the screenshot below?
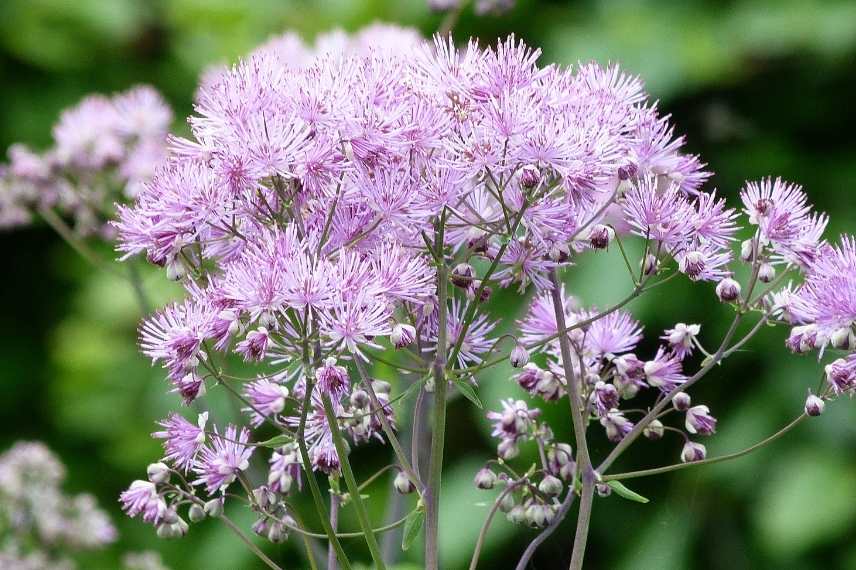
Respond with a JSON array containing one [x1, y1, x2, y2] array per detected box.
[[2, 0, 856, 568]]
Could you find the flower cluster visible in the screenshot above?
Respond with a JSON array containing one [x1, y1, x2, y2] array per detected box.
[[0, 442, 116, 569], [0, 86, 171, 235], [107, 21, 852, 569]]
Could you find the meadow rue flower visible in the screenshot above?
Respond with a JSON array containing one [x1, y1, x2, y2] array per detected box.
[[685, 405, 717, 435], [192, 426, 254, 494], [152, 412, 207, 471]]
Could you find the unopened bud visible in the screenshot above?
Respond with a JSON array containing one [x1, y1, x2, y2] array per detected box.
[[672, 392, 692, 411], [204, 498, 223, 518], [538, 475, 563, 497], [474, 468, 497, 490], [510, 344, 529, 368], [372, 380, 391, 395], [549, 241, 570, 262], [498, 439, 519, 460], [499, 490, 516, 512], [643, 419, 664, 440], [166, 259, 186, 281], [394, 471, 416, 495], [680, 441, 707, 463], [830, 327, 853, 350], [147, 462, 170, 484], [758, 262, 776, 283], [804, 393, 825, 417], [589, 224, 614, 249], [716, 278, 741, 303], [268, 522, 286, 543], [350, 389, 370, 409], [595, 482, 612, 497], [740, 239, 755, 262], [507, 504, 526, 524], [642, 253, 658, 275], [451, 263, 475, 288], [520, 165, 540, 189], [188, 503, 205, 523]]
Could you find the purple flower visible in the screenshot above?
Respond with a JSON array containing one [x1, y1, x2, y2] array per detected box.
[[193, 425, 254, 495], [644, 347, 686, 391], [119, 481, 165, 524], [139, 299, 213, 381], [825, 357, 856, 395], [268, 445, 302, 494], [152, 412, 208, 471], [685, 405, 717, 435], [591, 381, 620, 417], [243, 379, 289, 427], [318, 291, 391, 360], [661, 323, 701, 360], [314, 358, 350, 400], [585, 309, 643, 359], [599, 409, 633, 442], [429, 299, 497, 368], [487, 399, 540, 442], [236, 327, 271, 361]]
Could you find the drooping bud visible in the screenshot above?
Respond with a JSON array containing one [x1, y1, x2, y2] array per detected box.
[[681, 250, 706, 279], [394, 471, 416, 494], [715, 278, 741, 303], [188, 503, 205, 523], [758, 262, 776, 283], [510, 343, 529, 368], [740, 239, 755, 262], [830, 327, 853, 350], [391, 323, 417, 349], [549, 241, 570, 262], [589, 224, 614, 249], [316, 357, 350, 398], [497, 439, 519, 460], [166, 258, 186, 281], [538, 475, 563, 497], [680, 441, 707, 463], [641, 253, 658, 275], [474, 468, 498, 490], [147, 462, 170, 484], [451, 263, 475, 288], [804, 393, 825, 417], [672, 392, 692, 411], [350, 389, 370, 409], [499, 490, 516, 512], [204, 498, 224, 518], [507, 504, 526, 524], [525, 503, 555, 528], [595, 482, 612, 497], [372, 379, 392, 395], [643, 419, 664, 440]]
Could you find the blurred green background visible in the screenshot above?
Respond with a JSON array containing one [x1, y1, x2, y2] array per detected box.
[[2, 0, 855, 568]]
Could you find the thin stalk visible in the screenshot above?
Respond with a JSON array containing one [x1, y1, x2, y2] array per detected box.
[[604, 414, 806, 482], [468, 481, 524, 570], [515, 486, 577, 570], [320, 393, 387, 570], [548, 269, 594, 570], [328, 494, 339, 570], [127, 262, 152, 314], [425, 217, 449, 570]]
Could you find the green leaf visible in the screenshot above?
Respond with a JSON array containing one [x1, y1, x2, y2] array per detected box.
[[255, 434, 292, 448], [607, 480, 650, 503], [402, 508, 425, 551], [452, 377, 483, 409]]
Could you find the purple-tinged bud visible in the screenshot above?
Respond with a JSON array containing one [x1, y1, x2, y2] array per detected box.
[[507, 504, 526, 524], [681, 441, 707, 463], [716, 278, 742, 303], [268, 521, 287, 544], [617, 164, 637, 181], [682, 250, 706, 279], [525, 503, 555, 528], [350, 389, 370, 409], [758, 262, 776, 283], [391, 323, 416, 349], [515, 363, 541, 392], [643, 419, 664, 440], [596, 482, 612, 497], [592, 381, 620, 416], [549, 241, 570, 262], [642, 253, 659, 275], [451, 263, 475, 288], [498, 439, 519, 460], [467, 284, 492, 303], [236, 327, 270, 361], [394, 471, 416, 494], [474, 468, 498, 490], [538, 475, 563, 496], [166, 258, 186, 281], [589, 224, 614, 249], [188, 503, 205, 523], [740, 239, 755, 262], [672, 392, 691, 411], [204, 498, 223, 518], [316, 357, 350, 398], [830, 327, 853, 350], [499, 490, 516, 512], [372, 379, 391, 395], [685, 405, 717, 435], [520, 165, 540, 189], [804, 394, 825, 417], [825, 358, 855, 394], [510, 343, 529, 368], [786, 324, 822, 354], [251, 518, 268, 538], [468, 233, 489, 253], [600, 409, 633, 442], [535, 372, 562, 401], [147, 462, 170, 484]]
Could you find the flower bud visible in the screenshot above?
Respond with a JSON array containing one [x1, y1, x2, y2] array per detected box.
[[641, 253, 658, 275], [474, 468, 498, 490], [166, 258, 186, 281], [740, 239, 755, 262], [680, 441, 707, 463], [391, 323, 416, 349], [507, 504, 526, 524], [147, 462, 170, 484], [672, 392, 691, 412], [804, 393, 825, 417], [520, 165, 540, 189], [499, 490, 516, 512], [685, 405, 717, 435], [268, 522, 287, 544], [525, 503, 556, 528], [497, 439, 519, 460], [204, 498, 223, 518], [394, 471, 416, 495], [715, 278, 741, 303], [372, 379, 391, 395], [468, 233, 489, 253], [549, 241, 570, 262], [538, 475, 563, 497], [451, 263, 475, 288], [188, 503, 205, 523], [156, 523, 177, 539], [758, 262, 776, 283], [596, 482, 612, 497], [643, 419, 664, 440], [830, 327, 853, 350], [589, 224, 614, 249], [681, 250, 706, 279], [467, 284, 492, 303], [350, 389, 370, 409], [510, 343, 529, 368]]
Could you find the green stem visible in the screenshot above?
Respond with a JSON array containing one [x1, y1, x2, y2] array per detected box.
[[425, 217, 449, 570], [321, 394, 387, 570]]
